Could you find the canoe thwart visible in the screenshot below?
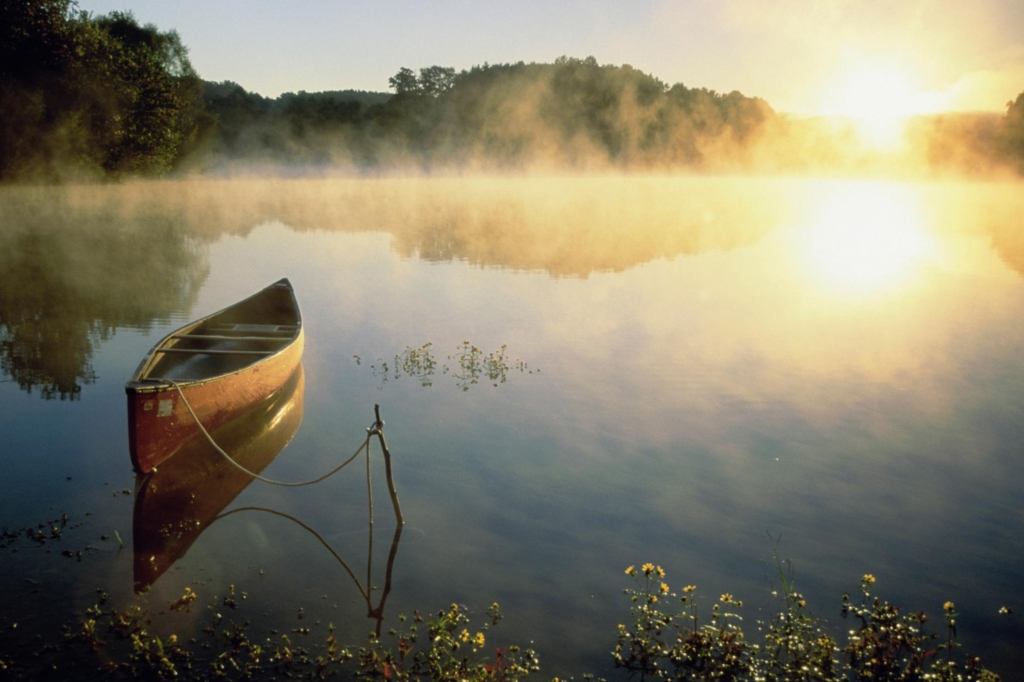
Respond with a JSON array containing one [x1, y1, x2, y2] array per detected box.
[[208, 324, 298, 333], [154, 348, 277, 356]]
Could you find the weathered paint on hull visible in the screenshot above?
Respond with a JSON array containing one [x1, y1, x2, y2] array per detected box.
[[127, 332, 303, 473]]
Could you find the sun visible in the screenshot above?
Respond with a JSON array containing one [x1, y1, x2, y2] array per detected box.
[[821, 63, 941, 150], [834, 66, 920, 121]]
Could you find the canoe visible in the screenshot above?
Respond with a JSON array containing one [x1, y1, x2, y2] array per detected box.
[[133, 364, 305, 592], [125, 278, 304, 473]]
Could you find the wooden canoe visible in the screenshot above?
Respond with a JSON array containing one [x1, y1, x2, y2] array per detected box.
[[133, 364, 305, 592], [125, 278, 304, 473]]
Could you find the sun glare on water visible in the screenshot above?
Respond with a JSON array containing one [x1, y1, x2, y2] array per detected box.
[[800, 182, 937, 295]]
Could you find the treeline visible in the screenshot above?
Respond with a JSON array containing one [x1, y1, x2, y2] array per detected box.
[[4, 0, 1024, 180], [200, 57, 776, 171], [200, 81, 390, 166]]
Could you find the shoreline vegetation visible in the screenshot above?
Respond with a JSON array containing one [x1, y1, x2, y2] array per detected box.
[[3, 1, 1024, 183], [0, 510, 1006, 681]]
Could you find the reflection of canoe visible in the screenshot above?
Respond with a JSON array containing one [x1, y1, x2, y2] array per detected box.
[[125, 278, 303, 473], [132, 365, 305, 593]]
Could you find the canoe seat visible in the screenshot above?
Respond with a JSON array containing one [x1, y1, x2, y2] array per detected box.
[[172, 334, 291, 343]]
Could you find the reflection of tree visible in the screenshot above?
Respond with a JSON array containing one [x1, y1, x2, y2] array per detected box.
[[989, 223, 1024, 281], [51, 177, 776, 278], [0, 191, 208, 398], [379, 180, 778, 277]]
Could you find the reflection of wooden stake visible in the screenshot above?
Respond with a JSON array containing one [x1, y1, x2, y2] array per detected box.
[[368, 524, 404, 637], [218, 506, 404, 637], [374, 404, 405, 527]]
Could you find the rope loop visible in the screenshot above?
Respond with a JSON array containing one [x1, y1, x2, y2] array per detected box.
[[158, 378, 373, 487]]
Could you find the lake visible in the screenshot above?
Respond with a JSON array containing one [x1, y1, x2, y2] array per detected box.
[[1, 174, 1022, 676]]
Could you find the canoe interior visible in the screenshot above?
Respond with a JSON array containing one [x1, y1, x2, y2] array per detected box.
[[139, 280, 299, 384]]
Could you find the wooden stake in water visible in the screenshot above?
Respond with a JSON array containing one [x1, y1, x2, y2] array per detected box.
[[374, 404, 405, 527]]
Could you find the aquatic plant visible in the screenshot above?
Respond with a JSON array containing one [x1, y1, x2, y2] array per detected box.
[[0, 514, 1005, 681], [360, 340, 533, 390], [613, 561, 1002, 682]]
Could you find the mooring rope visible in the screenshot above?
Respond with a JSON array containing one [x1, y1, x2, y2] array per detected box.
[[158, 377, 377, 487]]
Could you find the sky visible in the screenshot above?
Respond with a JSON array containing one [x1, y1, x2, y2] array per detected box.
[[77, 0, 1024, 116]]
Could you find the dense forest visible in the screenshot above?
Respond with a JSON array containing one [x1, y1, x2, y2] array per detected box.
[[2, 0, 1024, 180], [199, 57, 775, 171]]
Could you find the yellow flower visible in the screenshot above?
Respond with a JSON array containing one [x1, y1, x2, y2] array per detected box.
[[475, 632, 485, 646], [720, 593, 734, 604], [625, 565, 635, 576], [660, 582, 670, 594], [683, 585, 696, 593], [862, 574, 876, 586], [641, 563, 655, 576], [944, 601, 955, 612], [460, 629, 470, 642], [168, 634, 178, 644], [797, 600, 806, 608], [656, 566, 665, 577]]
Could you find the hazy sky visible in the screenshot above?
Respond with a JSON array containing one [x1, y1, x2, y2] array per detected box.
[[78, 0, 1024, 115]]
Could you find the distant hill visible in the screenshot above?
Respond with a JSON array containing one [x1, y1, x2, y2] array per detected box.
[[202, 81, 391, 108], [276, 89, 392, 107]]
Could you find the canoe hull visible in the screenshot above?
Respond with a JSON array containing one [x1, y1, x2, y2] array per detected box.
[[126, 279, 303, 473], [133, 364, 305, 592]]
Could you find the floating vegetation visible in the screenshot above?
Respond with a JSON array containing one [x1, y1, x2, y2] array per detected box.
[[356, 341, 535, 391], [1, 512, 84, 550]]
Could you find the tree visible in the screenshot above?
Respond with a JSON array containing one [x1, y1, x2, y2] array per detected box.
[[388, 67, 419, 95], [0, 1, 204, 180], [418, 65, 455, 97], [89, 12, 205, 174], [1004, 91, 1024, 172]]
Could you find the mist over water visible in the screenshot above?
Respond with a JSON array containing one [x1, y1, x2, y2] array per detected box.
[[1, 175, 1024, 676]]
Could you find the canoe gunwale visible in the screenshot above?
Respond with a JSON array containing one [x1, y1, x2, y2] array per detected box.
[[125, 279, 302, 396]]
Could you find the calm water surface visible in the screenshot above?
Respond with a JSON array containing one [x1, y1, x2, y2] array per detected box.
[[1, 175, 1023, 675]]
